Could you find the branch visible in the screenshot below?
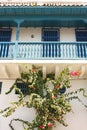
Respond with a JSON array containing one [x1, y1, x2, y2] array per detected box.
[[66, 96, 87, 108], [65, 88, 87, 97], [9, 118, 36, 130]]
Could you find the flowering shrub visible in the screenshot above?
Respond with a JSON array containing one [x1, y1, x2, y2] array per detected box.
[[0, 66, 87, 130]]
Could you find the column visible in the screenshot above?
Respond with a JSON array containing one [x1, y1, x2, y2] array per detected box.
[[14, 19, 23, 59]]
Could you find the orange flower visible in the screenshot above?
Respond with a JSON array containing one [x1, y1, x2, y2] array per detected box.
[[56, 84, 61, 89]]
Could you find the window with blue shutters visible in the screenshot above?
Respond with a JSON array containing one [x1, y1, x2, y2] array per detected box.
[[15, 82, 29, 95], [42, 28, 60, 41], [0, 29, 12, 58], [76, 29, 87, 58], [42, 28, 60, 57], [0, 82, 2, 94], [0, 29, 12, 42], [76, 29, 87, 41]]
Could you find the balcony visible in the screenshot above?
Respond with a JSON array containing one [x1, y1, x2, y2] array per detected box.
[[0, 42, 87, 60]]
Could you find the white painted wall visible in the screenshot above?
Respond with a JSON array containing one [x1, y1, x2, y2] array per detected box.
[[11, 27, 41, 42], [11, 27, 16, 42], [0, 79, 87, 130], [60, 28, 76, 42], [11, 27, 76, 42]]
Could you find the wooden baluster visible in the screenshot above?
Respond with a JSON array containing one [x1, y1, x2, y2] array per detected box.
[[40, 44, 43, 58], [54, 43, 55, 58], [26, 43, 28, 59], [44, 44, 46, 57], [70, 44, 73, 58], [84, 43, 86, 57], [51, 43, 52, 57], [67, 44, 69, 58]]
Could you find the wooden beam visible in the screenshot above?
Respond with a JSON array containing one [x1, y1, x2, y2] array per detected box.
[[55, 65, 59, 79], [42, 65, 46, 79]]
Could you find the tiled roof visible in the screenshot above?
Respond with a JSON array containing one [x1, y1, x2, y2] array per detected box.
[[0, 1, 87, 7]]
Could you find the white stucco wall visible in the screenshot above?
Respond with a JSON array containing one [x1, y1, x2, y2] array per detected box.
[[0, 79, 87, 130], [11, 27, 76, 42]]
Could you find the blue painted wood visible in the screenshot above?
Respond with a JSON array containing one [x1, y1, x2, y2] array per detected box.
[[0, 6, 87, 18], [0, 29, 12, 57], [42, 29, 60, 41], [14, 20, 23, 59], [0, 41, 87, 60], [0, 44, 3, 57], [0, 29, 12, 42], [0, 7, 87, 27], [0, 42, 10, 58], [76, 30, 87, 42], [0, 82, 2, 94], [16, 22, 20, 41], [0, 17, 86, 27], [14, 41, 18, 59]]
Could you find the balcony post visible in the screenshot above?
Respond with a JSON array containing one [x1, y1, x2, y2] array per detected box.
[[14, 19, 23, 59], [83, 19, 87, 24]]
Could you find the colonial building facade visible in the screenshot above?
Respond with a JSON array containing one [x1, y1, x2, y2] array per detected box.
[[0, 1, 87, 59], [0, 1, 87, 130]]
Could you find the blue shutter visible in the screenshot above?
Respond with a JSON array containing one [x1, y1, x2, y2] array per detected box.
[[42, 28, 60, 41], [76, 29, 87, 58], [0, 82, 2, 94], [15, 82, 29, 95], [76, 30, 87, 41], [0, 29, 12, 57], [0, 29, 12, 42]]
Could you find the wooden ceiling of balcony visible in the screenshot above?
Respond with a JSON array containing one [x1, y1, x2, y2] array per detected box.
[[0, 2, 87, 27]]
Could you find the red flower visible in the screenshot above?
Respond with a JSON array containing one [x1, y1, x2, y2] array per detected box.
[[70, 71, 81, 76], [48, 123, 53, 128], [75, 71, 81, 76], [39, 125, 44, 129], [70, 71, 76, 76]]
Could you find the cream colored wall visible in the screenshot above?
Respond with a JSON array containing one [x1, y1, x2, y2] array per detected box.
[[0, 79, 87, 130], [11, 27, 76, 42]]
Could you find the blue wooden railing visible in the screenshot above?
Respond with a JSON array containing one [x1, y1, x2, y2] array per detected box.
[[0, 42, 87, 60]]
